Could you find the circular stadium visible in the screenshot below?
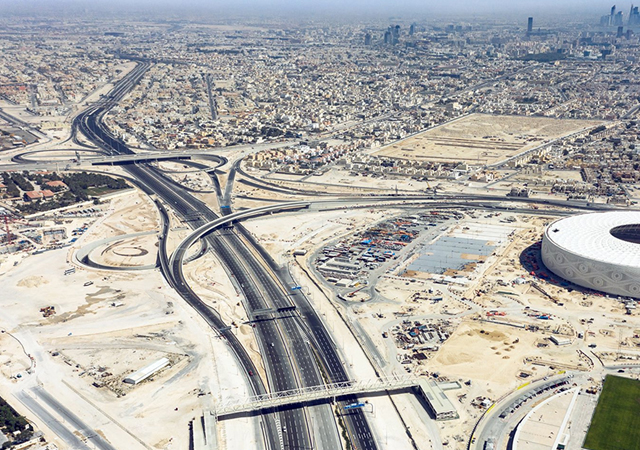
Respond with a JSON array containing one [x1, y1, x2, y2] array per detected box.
[[541, 211, 640, 298]]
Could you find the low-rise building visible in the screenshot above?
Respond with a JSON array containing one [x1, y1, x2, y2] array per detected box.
[[23, 190, 55, 202]]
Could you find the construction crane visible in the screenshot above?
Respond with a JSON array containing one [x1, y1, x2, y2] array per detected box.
[[425, 177, 437, 194], [1, 212, 14, 244]]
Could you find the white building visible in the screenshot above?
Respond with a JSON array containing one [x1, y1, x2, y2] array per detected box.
[[542, 211, 640, 298], [123, 357, 170, 385]]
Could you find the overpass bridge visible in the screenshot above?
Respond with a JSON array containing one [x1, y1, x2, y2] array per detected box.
[[91, 152, 193, 165], [91, 150, 230, 166], [214, 376, 459, 421], [168, 201, 311, 269], [215, 376, 418, 417]]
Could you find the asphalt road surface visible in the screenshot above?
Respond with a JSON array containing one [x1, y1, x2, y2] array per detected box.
[[16, 387, 115, 450]]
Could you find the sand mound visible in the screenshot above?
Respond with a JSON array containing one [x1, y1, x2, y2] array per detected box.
[[463, 329, 507, 342], [17, 276, 49, 288]]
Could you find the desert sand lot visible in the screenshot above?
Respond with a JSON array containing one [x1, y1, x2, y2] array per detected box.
[[0, 189, 265, 450], [373, 114, 602, 164], [427, 320, 581, 390], [91, 233, 159, 267]]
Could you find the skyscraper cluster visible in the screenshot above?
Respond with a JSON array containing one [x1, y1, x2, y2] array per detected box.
[[600, 5, 640, 27], [384, 25, 400, 45]]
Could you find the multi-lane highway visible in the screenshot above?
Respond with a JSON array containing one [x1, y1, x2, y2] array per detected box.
[[20, 56, 629, 450], [17, 386, 117, 450], [150, 167, 343, 450], [71, 61, 283, 450], [70, 60, 377, 450]]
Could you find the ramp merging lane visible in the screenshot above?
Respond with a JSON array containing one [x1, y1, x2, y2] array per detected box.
[[72, 61, 320, 450], [172, 202, 378, 450], [68, 59, 380, 450]]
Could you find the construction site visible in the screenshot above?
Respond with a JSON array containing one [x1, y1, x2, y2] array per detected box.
[[372, 114, 602, 165], [263, 203, 639, 449], [0, 167, 639, 450]]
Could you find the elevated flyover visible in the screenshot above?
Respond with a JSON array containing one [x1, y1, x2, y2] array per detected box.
[[168, 201, 311, 269], [91, 152, 193, 165]]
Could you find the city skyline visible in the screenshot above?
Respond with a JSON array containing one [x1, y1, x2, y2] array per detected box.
[[0, 0, 635, 17], [0, 3, 639, 450]]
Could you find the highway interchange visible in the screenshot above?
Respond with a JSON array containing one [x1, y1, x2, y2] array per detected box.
[[3, 60, 639, 450], [72, 61, 377, 450]]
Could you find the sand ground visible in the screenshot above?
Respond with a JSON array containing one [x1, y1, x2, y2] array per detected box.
[[373, 114, 602, 164], [0, 189, 261, 450]]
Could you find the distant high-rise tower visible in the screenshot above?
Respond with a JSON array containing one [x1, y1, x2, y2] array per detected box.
[[629, 5, 640, 25], [600, 5, 618, 26], [527, 17, 533, 34], [383, 29, 391, 44], [384, 25, 400, 45], [617, 25, 624, 37], [602, 5, 626, 27], [409, 23, 415, 36], [364, 33, 372, 45], [614, 11, 624, 26]]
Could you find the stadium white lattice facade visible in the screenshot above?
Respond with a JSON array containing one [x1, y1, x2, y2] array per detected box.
[[541, 211, 640, 298]]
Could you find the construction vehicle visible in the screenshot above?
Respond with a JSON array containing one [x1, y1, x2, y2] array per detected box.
[[40, 306, 56, 318]]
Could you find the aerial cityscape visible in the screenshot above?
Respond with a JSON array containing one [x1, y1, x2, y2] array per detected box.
[[0, 1, 640, 450]]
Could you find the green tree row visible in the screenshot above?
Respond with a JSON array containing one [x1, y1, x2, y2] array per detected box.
[[0, 396, 32, 448], [62, 172, 128, 201], [8, 173, 34, 192], [1, 174, 20, 198]]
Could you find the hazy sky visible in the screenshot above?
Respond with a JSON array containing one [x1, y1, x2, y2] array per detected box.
[[0, 0, 629, 17]]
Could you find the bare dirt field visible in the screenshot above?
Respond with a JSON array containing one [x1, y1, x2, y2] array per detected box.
[[373, 114, 601, 164], [0, 187, 263, 450], [92, 234, 159, 267], [428, 320, 582, 393]]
